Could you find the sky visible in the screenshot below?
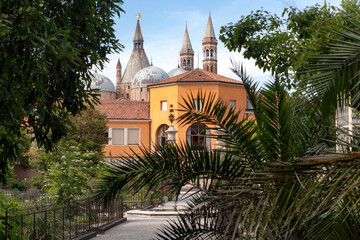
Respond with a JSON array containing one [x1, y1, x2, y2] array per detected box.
[[99, 0, 343, 85]]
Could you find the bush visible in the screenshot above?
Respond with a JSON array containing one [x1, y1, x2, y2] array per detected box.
[[9, 180, 27, 192]]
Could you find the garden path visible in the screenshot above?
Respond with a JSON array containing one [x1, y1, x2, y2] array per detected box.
[[94, 193, 189, 240]]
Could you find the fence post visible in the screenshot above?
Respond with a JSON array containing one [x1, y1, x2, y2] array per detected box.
[[44, 210, 47, 239], [5, 210, 7, 239], [62, 206, 65, 240], [88, 198, 91, 231]]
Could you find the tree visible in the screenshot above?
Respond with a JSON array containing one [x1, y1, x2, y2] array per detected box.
[[65, 107, 108, 152], [300, 7, 360, 118], [0, 0, 124, 182], [219, 0, 359, 88], [30, 107, 109, 203]]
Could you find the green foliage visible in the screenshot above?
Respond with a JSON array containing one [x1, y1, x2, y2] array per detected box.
[[9, 179, 27, 192], [65, 107, 108, 152], [0, 0, 124, 182], [31, 142, 106, 203], [300, 9, 360, 119], [29, 108, 108, 203], [0, 192, 27, 239], [219, 1, 359, 88]]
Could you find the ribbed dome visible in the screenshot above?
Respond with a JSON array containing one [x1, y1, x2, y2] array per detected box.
[[168, 68, 187, 77], [90, 72, 115, 92], [132, 66, 169, 88]]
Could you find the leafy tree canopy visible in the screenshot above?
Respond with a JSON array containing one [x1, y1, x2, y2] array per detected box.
[[0, 0, 123, 182], [219, 0, 359, 88]]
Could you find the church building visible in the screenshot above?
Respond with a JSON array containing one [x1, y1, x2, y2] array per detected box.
[[90, 13, 254, 157]]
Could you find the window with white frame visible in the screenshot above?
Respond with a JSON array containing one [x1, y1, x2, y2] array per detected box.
[[112, 128, 124, 145], [229, 100, 236, 110], [128, 128, 140, 145], [161, 101, 167, 111]]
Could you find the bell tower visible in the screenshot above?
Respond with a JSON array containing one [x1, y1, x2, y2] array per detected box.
[[180, 25, 194, 71], [116, 58, 122, 99], [202, 13, 217, 74]]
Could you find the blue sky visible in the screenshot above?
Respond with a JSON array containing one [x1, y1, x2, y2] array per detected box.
[[100, 0, 342, 84]]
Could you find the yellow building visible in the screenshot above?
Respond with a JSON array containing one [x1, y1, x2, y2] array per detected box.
[[94, 14, 254, 157]]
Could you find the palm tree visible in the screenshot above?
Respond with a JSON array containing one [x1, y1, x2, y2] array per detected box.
[[96, 10, 360, 240]]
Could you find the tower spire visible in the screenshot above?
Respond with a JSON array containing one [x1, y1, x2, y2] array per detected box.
[[116, 58, 122, 99], [180, 24, 194, 71], [202, 12, 218, 74], [205, 12, 216, 38], [133, 13, 144, 49], [121, 14, 150, 84]]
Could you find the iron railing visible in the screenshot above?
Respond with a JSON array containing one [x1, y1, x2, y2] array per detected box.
[[1, 197, 123, 240]]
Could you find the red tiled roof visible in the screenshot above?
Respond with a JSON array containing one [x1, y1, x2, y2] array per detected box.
[[97, 100, 150, 120], [149, 68, 243, 87]]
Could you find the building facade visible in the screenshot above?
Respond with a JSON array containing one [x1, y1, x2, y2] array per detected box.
[[93, 13, 254, 156]]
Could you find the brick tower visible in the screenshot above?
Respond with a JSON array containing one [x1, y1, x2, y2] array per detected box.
[[180, 25, 194, 71], [115, 58, 122, 99], [202, 13, 217, 74]]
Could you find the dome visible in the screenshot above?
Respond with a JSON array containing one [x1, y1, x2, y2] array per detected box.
[[90, 72, 115, 92], [168, 67, 187, 77], [132, 66, 169, 88]]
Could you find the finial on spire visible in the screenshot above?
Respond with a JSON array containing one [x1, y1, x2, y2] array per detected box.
[[136, 13, 141, 20]]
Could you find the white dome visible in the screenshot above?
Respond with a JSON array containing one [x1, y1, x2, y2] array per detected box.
[[168, 67, 187, 77], [132, 66, 169, 88], [90, 72, 115, 92]]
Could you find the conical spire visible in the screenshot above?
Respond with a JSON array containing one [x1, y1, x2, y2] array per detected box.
[[204, 12, 216, 38], [181, 25, 193, 52], [122, 14, 150, 84], [116, 58, 121, 68], [133, 19, 144, 41]]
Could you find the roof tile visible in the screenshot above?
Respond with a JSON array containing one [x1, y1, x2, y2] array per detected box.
[[97, 100, 150, 120], [149, 68, 242, 87]]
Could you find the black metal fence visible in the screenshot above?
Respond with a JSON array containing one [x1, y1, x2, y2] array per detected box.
[[1, 197, 123, 240]]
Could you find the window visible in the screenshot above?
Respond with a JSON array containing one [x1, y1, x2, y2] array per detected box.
[[246, 98, 254, 112], [186, 123, 210, 150], [210, 49, 214, 57], [194, 99, 203, 110], [157, 124, 169, 146], [161, 101, 167, 111], [126, 93, 129, 99], [229, 100, 236, 110], [211, 65, 213, 72], [206, 49, 209, 57], [207, 65, 209, 71], [187, 60, 190, 66], [128, 128, 140, 145], [128, 85, 130, 89], [117, 70, 121, 75], [112, 128, 124, 145], [183, 59, 186, 66]]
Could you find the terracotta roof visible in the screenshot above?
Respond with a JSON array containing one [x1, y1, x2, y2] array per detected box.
[[149, 68, 242, 87], [97, 100, 150, 120]]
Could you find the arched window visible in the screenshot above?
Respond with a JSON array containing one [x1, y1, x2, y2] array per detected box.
[[187, 60, 190, 66], [183, 59, 186, 66], [210, 49, 214, 57], [126, 93, 129, 99], [207, 65, 209, 71], [157, 124, 169, 146], [186, 123, 210, 150], [211, 65, 213, 72], [206, 49, 209, 57]]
